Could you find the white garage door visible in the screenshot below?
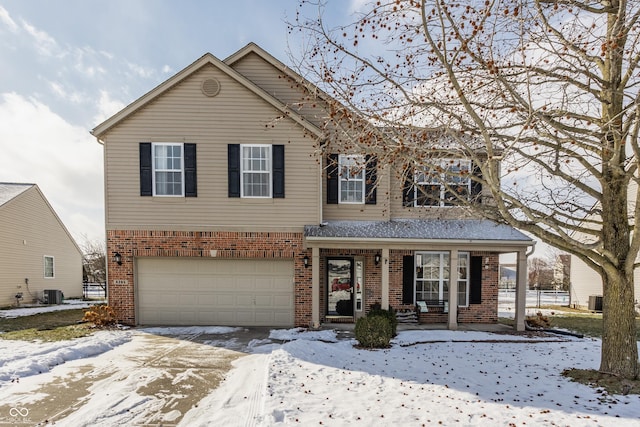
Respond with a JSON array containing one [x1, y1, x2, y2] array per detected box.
[[137, 258, 294, 326]]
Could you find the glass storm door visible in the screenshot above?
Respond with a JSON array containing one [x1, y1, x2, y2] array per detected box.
[[327, 258, 354, 316]]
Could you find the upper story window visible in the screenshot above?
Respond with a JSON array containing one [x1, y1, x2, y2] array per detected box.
[[153, 143, 184, 196], [228, 144, 285, 199], [241, 144, 272, 198], [339, 155, 365, 204], [414, 159, 471, 207], [44, 255, 54, 278], [139, 142, 197, 198], [326, 154, 377, 205]]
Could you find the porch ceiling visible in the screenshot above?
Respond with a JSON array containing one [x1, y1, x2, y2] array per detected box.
[[303, 219, 534, 252]]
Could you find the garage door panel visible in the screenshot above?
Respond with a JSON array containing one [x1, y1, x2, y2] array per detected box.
[[137, 258, 294, 326]]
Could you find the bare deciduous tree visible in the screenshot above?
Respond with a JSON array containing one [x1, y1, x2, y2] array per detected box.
[[79, 236, 106, 292], [291, 0, 639, 378]]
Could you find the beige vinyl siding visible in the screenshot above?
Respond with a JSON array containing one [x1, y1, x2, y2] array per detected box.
[[229, 52, 329, 129], [0, 187, 83, 306], [101, 64, 320, 230]]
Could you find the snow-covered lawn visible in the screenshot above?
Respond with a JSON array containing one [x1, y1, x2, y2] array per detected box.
[[0, 300, 638, 425], [0, 325, 638, 426]]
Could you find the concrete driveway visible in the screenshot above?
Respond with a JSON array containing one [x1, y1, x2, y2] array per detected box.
[[0, 328, 274, 426]]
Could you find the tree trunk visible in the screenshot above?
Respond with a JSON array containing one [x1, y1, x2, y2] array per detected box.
[[600, 170, 638, 379], [601, 268, 638, 379]]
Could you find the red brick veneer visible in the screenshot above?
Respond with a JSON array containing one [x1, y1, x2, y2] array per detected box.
[[107, 230, 312, 326]]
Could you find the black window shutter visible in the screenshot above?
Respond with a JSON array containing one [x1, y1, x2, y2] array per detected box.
[[471, 161, 482, 201], [365, 155, 377, 205], [272, 145, 285, 198], [184, 143, 197, 197], [139, 142, 152, 196], [470, 256, 483, 304], [326, 154, 339, 204], [402, 168, 414, 207], [228, 144, 240, 198], [402, 255, 415, 304]]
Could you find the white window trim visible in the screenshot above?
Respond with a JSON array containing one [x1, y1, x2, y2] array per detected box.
[[44, 255, 55, 279], [414, 159, 471, 207], [240, 144, 272, 198], [457, 252, 470, 307], [152, 142, 185, 197], [414, 251, 469, 307], [338, 154, 365, 204]]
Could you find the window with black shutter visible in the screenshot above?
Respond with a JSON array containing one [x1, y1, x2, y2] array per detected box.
[[139, 142, 196, 197], [228, 144, 284, 198]]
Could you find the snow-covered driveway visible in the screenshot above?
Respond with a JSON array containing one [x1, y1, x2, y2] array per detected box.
[[0, 328, 245, 426]]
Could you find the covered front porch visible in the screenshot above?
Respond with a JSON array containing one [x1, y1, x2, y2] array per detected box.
[[303, 219, 534, 331]]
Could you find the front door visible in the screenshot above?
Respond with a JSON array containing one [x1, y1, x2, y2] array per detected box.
[[327, 258, 354, 316]]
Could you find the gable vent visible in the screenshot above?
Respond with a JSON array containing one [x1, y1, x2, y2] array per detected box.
[[201, 78, 220, 97]]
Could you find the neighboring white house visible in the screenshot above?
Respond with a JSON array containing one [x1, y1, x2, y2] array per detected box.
[[570, 182, 640, 310], [0, 183, 83, 307], [570, 256, 640, 310]]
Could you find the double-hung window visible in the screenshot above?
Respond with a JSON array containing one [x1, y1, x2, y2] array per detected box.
[[415, 159, 471, 206], [44, 255, 54, 278], [415, 251, 469, 306], [153, 143, 184, 196], [339, 154, 365, 203], [140, 142, 196, 198], [241, 144, 272, 198]]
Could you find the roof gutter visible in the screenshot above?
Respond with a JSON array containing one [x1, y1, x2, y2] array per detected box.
[[304, 236, 534, 246]]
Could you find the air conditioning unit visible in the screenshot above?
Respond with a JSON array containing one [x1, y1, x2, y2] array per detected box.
[[588, 295, 603, 312], [43, 289, 63, 305]]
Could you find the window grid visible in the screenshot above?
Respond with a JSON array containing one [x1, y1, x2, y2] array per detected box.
[[339, 154, 365, 204], [415, 251, 469, 306], [153, 143, 184, 196], [415, 159, 471, 207], [241, 145, 271, 198]]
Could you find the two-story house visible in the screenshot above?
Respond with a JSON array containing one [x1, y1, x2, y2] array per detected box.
[[92, 43, 533, 331]]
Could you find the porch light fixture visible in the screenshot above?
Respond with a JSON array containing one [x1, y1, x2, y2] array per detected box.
[[375, 253, 381, 265], [113, 252, 122, 266], [303, 255, 310, 268]]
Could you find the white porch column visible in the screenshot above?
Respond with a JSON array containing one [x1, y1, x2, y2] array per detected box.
[[448, 249, 459, 330], [381, 248, 390, 310], [515, 249, 528, 332], [312, 246, 320, 328]]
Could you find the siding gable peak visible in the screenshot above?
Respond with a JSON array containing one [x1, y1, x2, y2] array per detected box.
[[91, 49, 323, 140]]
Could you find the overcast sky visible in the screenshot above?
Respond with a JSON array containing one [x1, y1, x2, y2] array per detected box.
[[0, 0, 360, 244]]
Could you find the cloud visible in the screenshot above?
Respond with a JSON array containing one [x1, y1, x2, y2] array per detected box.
[[0, 92, 104, 242], [93, 90, 125, 126], [127, 62, 156, 79], [0, 5, 18, 32], [20, 19, 58, 56], [348, 0, 370, 14]]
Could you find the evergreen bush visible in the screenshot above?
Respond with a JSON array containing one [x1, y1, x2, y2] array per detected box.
[[354, 315, 392, 348]]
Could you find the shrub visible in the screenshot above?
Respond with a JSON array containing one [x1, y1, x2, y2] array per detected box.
[[368, 306, 398, 336], [355, 315, 392, 348], [82, 305, 117, 327]]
